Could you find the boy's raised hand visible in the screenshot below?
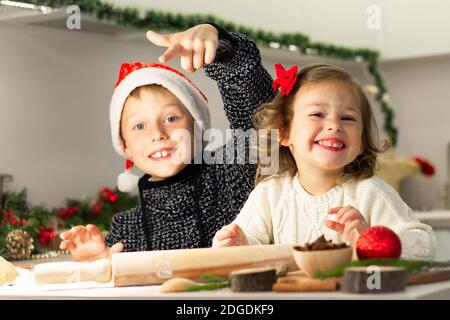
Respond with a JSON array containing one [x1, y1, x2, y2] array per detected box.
[[59, 224, 123, 262], [212, 223, 249, 248], [325, 206, 369, 246], [146, 24, 219, 73]]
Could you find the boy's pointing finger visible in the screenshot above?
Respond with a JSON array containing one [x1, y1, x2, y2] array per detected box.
[[159, 45, 181, 64]]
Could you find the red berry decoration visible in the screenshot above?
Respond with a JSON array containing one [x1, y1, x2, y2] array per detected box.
[[356, 226, 402, 260]]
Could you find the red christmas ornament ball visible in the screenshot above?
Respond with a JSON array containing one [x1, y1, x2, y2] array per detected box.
[[356, 226, 402, 260]]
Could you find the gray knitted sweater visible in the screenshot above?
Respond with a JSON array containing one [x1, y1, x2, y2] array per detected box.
[[105, 30, 275, 251]]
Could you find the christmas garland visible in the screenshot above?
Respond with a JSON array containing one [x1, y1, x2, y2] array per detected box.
[[0, 187, 139, 259], [19, 0, 398, 145]]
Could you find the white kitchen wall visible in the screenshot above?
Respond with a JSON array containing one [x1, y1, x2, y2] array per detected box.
[[103, 0, 450, 60], [381, 55, 450, 210], [0, 20, 449, 210], [0, 23, 226, 208]]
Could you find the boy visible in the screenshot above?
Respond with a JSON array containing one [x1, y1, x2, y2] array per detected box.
[[60, 23, 276, 261]]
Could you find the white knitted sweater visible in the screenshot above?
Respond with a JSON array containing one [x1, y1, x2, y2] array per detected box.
[[233, 174, 436, 260]]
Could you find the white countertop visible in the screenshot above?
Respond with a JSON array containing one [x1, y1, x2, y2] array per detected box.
[[415, 210, 450, 220], [1, 268, 450, 300], [414, 210, 450, 228]]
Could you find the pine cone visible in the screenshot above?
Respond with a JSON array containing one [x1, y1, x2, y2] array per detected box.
[[6, 229, 34, 260]]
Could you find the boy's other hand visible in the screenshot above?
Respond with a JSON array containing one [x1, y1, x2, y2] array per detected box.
[[59, 224, 123, 261], [146, 24, 219, 73]]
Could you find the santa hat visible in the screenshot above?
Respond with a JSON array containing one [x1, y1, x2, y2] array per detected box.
[[110, 62, 210, 192]]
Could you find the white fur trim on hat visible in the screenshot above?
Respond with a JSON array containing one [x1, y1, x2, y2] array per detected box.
[[110, 67, 210, 158]]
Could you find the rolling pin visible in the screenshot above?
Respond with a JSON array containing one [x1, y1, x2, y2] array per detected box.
[[33, 244, 297, 287]]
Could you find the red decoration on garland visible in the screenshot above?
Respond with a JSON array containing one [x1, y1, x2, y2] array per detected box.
[[272, 63, 298, 96], [38, 225, 55, 247], [90, 201, 103, 216], [1, 210, 22, 226], [356, 226, 402, 260], [59, 207, 78, 221], [413, 156, 435, 176], [99, 188, 118, 204], [108, 194, 118, 203], [100, 188, 113, 201]]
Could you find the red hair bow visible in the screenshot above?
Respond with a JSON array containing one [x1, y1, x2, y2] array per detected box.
[[414, 156, 436, 176], [272, 63, 298, 96]]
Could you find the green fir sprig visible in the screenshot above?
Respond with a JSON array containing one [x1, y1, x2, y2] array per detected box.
[[199, 274, 229, 283], [313, 259, 450, 279], [184, 274, 230, 292], [186, 282, 230, 292]]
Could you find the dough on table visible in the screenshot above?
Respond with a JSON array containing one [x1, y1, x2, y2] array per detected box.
[[0, 256, 19, 286]]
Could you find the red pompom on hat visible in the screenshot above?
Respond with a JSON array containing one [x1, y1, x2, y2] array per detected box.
[[117, 159, 140, 193], [110, 62, 210, 192]]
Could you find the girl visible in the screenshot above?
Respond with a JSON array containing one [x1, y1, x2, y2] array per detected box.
[[213, 63, 436, 260]]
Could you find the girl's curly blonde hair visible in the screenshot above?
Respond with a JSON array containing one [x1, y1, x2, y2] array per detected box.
[[253, 63, 389, 185]]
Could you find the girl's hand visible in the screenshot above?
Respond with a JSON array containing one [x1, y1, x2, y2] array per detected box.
[[325, 206, 369, 245], [146, 24, 219, 73], [212, 224, 249, 248], [59, 224, 123, 261]]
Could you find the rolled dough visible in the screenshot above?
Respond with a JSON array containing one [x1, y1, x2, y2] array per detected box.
[[0, 256, 19, 286]]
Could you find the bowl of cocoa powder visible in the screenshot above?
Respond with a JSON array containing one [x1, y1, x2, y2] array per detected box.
[[293, 235, 352, 277]]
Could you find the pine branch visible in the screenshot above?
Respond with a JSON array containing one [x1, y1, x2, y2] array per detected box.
[[200, 274, 229, 283], [313, 259, 450, 279], [186, 282, 229, 292]]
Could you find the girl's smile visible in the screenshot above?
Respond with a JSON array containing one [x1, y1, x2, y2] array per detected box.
[[315, 137, 346, 151], [281, 80, 363, 182]]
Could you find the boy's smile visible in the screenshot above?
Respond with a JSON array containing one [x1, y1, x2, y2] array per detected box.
[[148, 147, 174, 160], [120, 86, 196, 181]]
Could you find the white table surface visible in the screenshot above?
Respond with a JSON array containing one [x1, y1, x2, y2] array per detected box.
[[414, 210, 450, 219], [414, 210, 450, 228], [414, 210, 450, 260], [1, 267, 450, 300]]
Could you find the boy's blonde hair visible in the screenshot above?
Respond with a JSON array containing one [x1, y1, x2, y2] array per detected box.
[[119, 84, 167, 144], [253, 63, 389, 185]]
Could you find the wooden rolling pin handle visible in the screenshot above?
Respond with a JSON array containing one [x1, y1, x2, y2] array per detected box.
[[33, 259, 112, 284]]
